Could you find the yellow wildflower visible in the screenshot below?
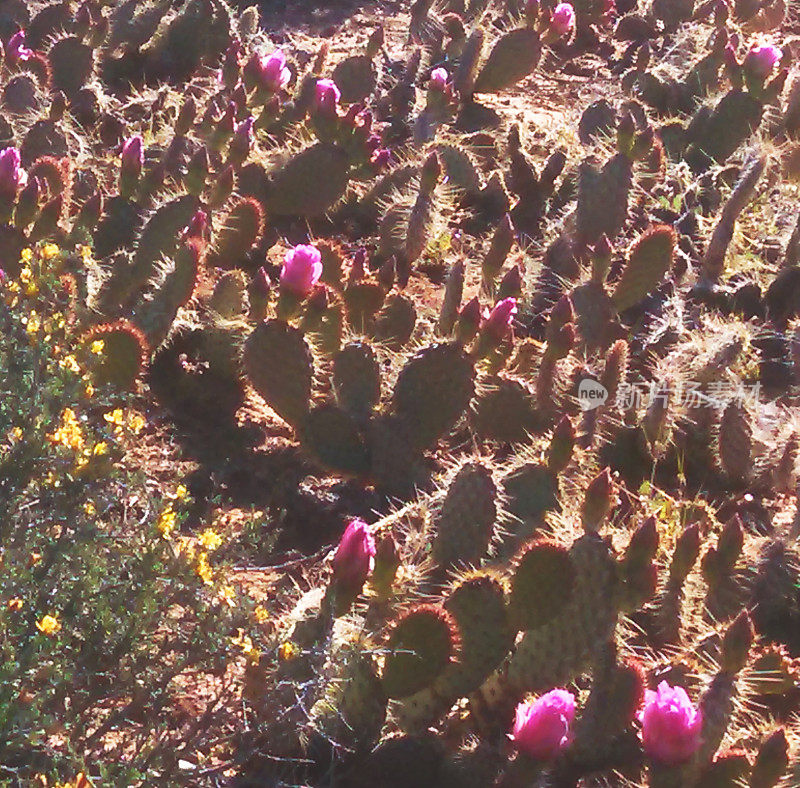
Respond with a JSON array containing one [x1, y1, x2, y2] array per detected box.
[[254, 605, 269, 624], [25, 311, 40, 337], [127, 411, 145, 434], [89, 339, 105, 355], [83, 501, 96, 516], [59, 355, 80, 374], [36, 614, 61, 636], [217, 585, 236, 607], [83, 383, 94, 398], [49, 409, 84, 452], [231, 629, 260, 662], [156, 507, 176, 539], [20, 248, 32, 264], [104, 409, 125, 426], [41, 243, 60, 260], [195, 552, 213, 584], [92, 441, 108, 456], [19, 267, 32, 284], [278, 641, 300, 662], [7, 598, 23, 611], [8, 427, 23, 443], [29, 552, 42, 566], [174, 483, 187, 499], [198, 528, 223, 551], [79, 246, 92, 263]]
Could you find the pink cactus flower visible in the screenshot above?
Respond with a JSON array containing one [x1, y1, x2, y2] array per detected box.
[[280, 244, 323, 297], [429, 67, 449, 91], [483, 297, 518, 341], [744, 43, 782, 80], [0, 147, 27, 195], [6, 31, 31, 65], [510, 689, 576, 760], [551, 3, 576, 36], [639, 681, 703, 765], [260, 50, 291, 92], [315, 78, 341, 113], [332, 518, 376, 592]]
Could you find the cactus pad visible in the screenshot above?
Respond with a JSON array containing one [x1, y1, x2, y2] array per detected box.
[[265, 144, 351, 217], [474, 29, 542, 94], [508, 539, 575, 631], [333, 342, 381, 419], [244, 320, 313, 427], [382, 605, 460, 699], [432, 463, 498, 569], [393, 343, 475, 449], [612, 225, 676, 312], [299, 404, 371, 477]]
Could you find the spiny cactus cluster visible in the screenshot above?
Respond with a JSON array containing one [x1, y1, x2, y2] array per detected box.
[[3, 0, 800, 784]]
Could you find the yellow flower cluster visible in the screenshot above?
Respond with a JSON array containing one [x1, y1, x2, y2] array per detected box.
[[36, 614, 61, 636], [231, 629, 261, 663], [217, 584, 236, 607], [103, 408, 145, 437], [40, 243, 60, 261], [195, 552, 214, 584], [278, 641, 300, 662], [49, 409, 84, 452], [198, 528, 223, 551], [59, 354, 81, 374], [156, 506, 177, 539]]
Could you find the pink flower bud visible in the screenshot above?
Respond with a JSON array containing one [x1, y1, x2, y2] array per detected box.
[[183, 209, 209, 242], [371, 148, 391, 169], [551, 3, 576, 36], [429, 67, 449, 91], [0, 147, 27, 199], [235, 116, 254, 141], [280, 244, 323, 297], [510, 689, 576, 760], [456, 296, 482, 344], [483, 297, 518, 341], [121, 135, 144, 177], [638, 681, 703, 765], [332, 518, 376, 593], [315, 78, 341, 114], [6, 31, 31, 65], [252, 266, 271, 298], [744, 43, 782, 81]]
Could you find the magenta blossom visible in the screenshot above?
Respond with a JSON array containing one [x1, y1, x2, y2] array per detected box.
[[483, 297, 518, 341], [744, 43, 782, 80], [259, 50, 291, 92], [551, 3, 576, 36], [639, 681, 703, 765], [0, 147, 27, 194], [510, 689, 576, 760], [280, 244, 323, 297], [6, 31, 31, 65], [332, 518, 376, 593], [429, 67, 449, 91], [315, 78, 341, 113]]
